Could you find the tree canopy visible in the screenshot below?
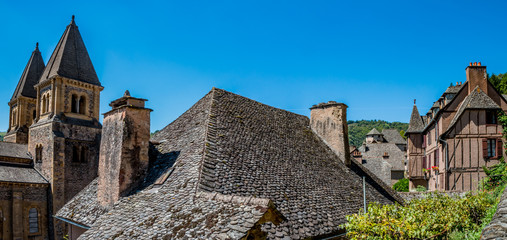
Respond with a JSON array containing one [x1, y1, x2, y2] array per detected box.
[[348, 120, 408, 147]]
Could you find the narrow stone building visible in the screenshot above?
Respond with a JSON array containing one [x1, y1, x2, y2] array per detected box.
[[406, 63, 507, 191]]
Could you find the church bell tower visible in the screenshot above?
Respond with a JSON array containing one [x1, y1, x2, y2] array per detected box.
[[28, 16, 103, 238]]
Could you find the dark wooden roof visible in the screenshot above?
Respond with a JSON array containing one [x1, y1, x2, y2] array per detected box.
[[406, 104, 424, 133], [40, 16, 100, 86], [11, 43, 45, 101], [57, 88, 401, 239]]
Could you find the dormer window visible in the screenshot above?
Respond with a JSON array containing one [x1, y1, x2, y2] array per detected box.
[[383, 152, 389, 158]]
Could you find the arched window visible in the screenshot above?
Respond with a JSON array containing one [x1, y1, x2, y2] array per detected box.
[[28, 208, 38, 233], [45, 95, 50, 113], [33, 110, 36, 120], [12, 109, 17, 127], [80, 146, 87, 163], [35, 145, 43, 163], [71, 94, 78, 113], [72, 145, 80, 162], [79, 96, 86, 115], [41, 95, 46, 113]]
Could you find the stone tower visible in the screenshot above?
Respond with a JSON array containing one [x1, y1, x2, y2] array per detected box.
[[97, 91, 152, 207], [4, 43, 45, 144], [28, 16, 103, 238]]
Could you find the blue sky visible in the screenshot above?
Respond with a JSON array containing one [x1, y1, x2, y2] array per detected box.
[[1, 1, 507, 131]]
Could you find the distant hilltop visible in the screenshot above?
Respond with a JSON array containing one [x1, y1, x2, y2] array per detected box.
[[348, 120, 408, 147]]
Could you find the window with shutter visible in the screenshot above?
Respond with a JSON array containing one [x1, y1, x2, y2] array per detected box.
[[483, 139, 488, 159]]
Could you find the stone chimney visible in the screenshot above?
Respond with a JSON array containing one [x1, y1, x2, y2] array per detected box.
[[310, 101, 351, 166], [97, 90, 152, 206], [466, 62, 488, 94]]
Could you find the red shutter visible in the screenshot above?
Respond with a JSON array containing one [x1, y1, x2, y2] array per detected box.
[[482, 139, 488, 159], [497, 139, 502, 158]]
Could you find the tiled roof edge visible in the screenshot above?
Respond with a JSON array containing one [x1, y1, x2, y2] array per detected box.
[[196, 88, 219, 193]]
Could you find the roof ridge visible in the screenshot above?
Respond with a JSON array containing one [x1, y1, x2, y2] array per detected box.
[[212, 87, 309, 119], [11, 43, 45, 101], [195, 191, 271, 207], [195, 88, 219, 195]]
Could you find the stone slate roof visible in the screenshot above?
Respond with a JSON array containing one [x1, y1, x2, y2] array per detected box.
[[11, 44, 45, 101], [444, 85, 462, 94], [406, 104, 424, 133], [0, 164, 47, 184], [40, 16, 100, 86], [57, 88, 401, 239], [0, 142, 31, 159], [359, 143, 406, 172], [382, 129, 406, 145], [445, 86, 501, 134], [366, 128, 382, 135], [431, 101, 440, 109]]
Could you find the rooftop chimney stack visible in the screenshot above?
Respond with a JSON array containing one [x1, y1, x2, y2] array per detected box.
[[310, 101, 351, 166], [97, 90, 152, 207], [466, 62, 487, 95]]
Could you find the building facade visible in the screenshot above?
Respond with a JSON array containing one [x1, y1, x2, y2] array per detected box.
[[406, 63, 507, 191], [355, 128, 407, 186]]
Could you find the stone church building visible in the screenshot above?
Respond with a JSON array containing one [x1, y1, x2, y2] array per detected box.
[[406, 63, 507, 192], [0, 17, 402, 239]]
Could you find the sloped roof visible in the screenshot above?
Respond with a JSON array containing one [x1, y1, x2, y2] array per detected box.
[[0, 164, 47, 184], [431, 101, 440, 109], [57, 88, 400, 239], [11, 43, 45, 101], [444, 85, 462, 94], [366, 128, 382, 135], [382, 129, 406, 144], [406, 105, 424, 133], [0, 142, 31, 159], [445, 86, 501, 134], [40, 16, 100, 86], [359, 143, 406, 172]]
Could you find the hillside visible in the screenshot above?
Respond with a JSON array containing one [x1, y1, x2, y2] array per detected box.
[[0, 132, 5, 141], [348, 120, 408, 147]]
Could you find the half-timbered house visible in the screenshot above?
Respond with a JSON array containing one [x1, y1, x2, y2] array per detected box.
[[406, 62, 507, 191]]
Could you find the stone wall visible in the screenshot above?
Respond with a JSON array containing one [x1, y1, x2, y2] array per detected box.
[[0, 182, 49, 240], [481, 189, 507, 239]]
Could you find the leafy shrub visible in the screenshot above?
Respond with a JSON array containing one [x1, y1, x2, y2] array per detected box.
[[415, 185, 427, 192], [343, 192, 496, 240], [392, 178, 409, 192]]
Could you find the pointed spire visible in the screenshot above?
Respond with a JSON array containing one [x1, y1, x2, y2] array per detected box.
[[406, 103, 424, 134], [11, 44, 45, 101], [40, 15, 101, 86], [71, 15, 75, 25]]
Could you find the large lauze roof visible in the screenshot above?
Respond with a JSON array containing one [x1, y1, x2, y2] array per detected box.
[[57, 88, 400, 239], [10, 43, 45, 101]]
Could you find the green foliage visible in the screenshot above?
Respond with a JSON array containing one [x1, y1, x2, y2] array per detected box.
[[489, 73, 507, 94], [343, 192, 497, 240], [415, 185, 427, 192], [0, 132, 5, 141], [392, 179, 409, 192], [150, 130, 160, 137], [348, 120, 409, 147]]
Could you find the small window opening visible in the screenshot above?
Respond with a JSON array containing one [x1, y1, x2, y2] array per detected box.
[[79, 96, 86, 115], [28, 208, 38, 233], [486, 111, 497, 124], [71, 95, 78, 113]]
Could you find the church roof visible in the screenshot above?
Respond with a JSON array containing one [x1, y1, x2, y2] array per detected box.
[[406, 104, 424, 133], [366, 128, 382, 135], [57, 88, 401, 239], [382, 129, 406, 145], [0, 142, 31, 160], [11, 43, 45, 101], [40, 16, 100, 86], [0, 164, 48, 184]]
